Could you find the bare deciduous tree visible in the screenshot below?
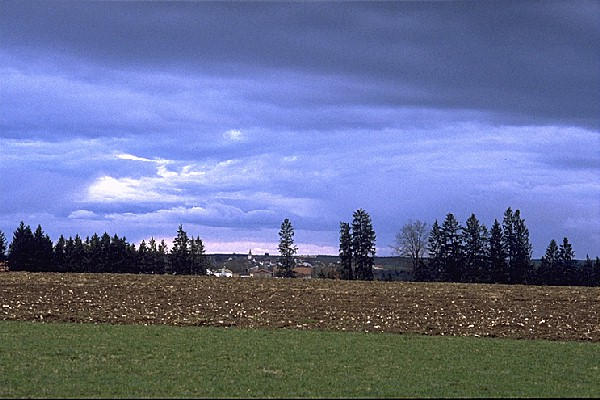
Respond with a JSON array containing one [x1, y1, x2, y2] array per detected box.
[[391, 220, 428, 271]]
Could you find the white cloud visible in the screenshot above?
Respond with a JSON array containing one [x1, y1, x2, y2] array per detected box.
[[223, 129, 245, 142], [87, 175, 183, 203], [67, 209, 98, 219], [115, 153, 155, 162]]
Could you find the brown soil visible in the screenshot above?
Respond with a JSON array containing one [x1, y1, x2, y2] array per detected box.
[[1, 272, 599, 341]]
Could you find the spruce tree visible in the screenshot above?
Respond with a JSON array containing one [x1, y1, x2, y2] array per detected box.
[[502, 207, 516, 272], [440, 213, 463, 282], [99, 233, 111, 273], [339, 222, 353, 280], [138, 240, 151, 274], [502, 208, 532, 284], [558, 237, 576, 285], [53, 235, 66, 272], [108, 234, 128, 273], [158, 239, 169, 274], [71, 235, 85, 272], [32, 225, 53, 272], [426, 220, 444, 281], [351, 209, 375, 281], [8, 221, 35, 271], [582, 255, 594, 287], [84, 233, 102, 273], [63, 237, 75, 272], [170, 225, 190, 274], [540, 239, 560, 285], [277, 218, 297, 278], [0, 230, 7, 263], [594, 257, 600, 286], [190, 236, 209, 275], [461, 214, 488, 283], [512, 210, 533, 284], [488, 219, 507, 283]]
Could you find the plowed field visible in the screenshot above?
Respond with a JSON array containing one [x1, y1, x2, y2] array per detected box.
[[1, 272, 598, 341]]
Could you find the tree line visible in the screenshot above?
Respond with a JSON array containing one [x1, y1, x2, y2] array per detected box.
[[1, 206, 598, 286], [392, 207, 600, 286], [1, 223, 210, 275]]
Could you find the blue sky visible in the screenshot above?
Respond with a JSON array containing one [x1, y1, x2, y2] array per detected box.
[[1, 1, 599, 257]]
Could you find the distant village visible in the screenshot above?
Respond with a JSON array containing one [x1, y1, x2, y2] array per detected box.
[[206, 250, 413, 281]]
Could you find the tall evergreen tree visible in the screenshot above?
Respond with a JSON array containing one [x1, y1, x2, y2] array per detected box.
[[190, 236, 209, 275], [502, 207, 516, 272], [339, 222, 353, 280], [512, 210, 533, 284], [170, 225, 190, 274], [0, 230, 7, 263], [158, 239, 169, 274], [53, 235, 66, 272], [581, 255, 594, 287], [8, 221, 35, 271], [108, 234, 128, 273], [440, 213, 463, 282], [99, 233, 111, 273], [277, 218, 297, 278], [32, 225, 53, 272], [137, 240, 151, 274], [594, 257, 600, 287], [71, 235, 85, 272], [461, 214, 488, 283], [502, 208, 532, 284], [488, 219, 507, 283], [351, 209, 376, 281], [558, 237, 576, 285], [425, 220, 444, 281], [84, 233, 103, 273], [540, 239, 560, 285]]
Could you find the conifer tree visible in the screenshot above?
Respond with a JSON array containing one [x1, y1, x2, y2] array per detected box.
[[440, 213, 463, 282], [582, 255, 594, 287], [339, 222, 353, 280], [170, 225, 190, 274], [540, 239, 560, 285], [558, 237, 576, 285], [351, 209, 375, 281], [512, 210, 533, 284], [277, 218, 297, 278], [71, 235, 85, 272], [8, 222, 35, 271], [138, 240, 151, 274], [0, 230, 7, 263], [461, 214, 488, 282], [426, 220, 444, 281], [84, 233, 102, 273], [108, 234, 128, 273], [594, 257, 600, 286], [53, 235, 66, 272], [190, 236, 209, 275], [31, 225, 53, 272], [99, 233, 111, 272], [158, 239, 169, 274], [488, 219, 507, 283], [502, 208, 532, 284]]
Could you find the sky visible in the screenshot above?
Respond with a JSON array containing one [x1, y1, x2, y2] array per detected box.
[[1, 0, 599, 258]]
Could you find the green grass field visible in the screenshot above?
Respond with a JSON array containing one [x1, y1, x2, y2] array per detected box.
[[1, 321, 599, 398]]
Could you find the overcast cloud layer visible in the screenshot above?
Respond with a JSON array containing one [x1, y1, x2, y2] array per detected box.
[[1, 1, 599, 257]]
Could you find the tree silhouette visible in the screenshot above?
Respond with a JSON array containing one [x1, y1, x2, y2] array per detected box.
[[277, 218, 297, 278]]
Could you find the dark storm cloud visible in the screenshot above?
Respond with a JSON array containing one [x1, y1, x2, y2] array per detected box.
[[2, 0, 598, 129]]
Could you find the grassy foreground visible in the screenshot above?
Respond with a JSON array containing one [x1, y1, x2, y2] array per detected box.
[[1, 321, 599, 398]]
